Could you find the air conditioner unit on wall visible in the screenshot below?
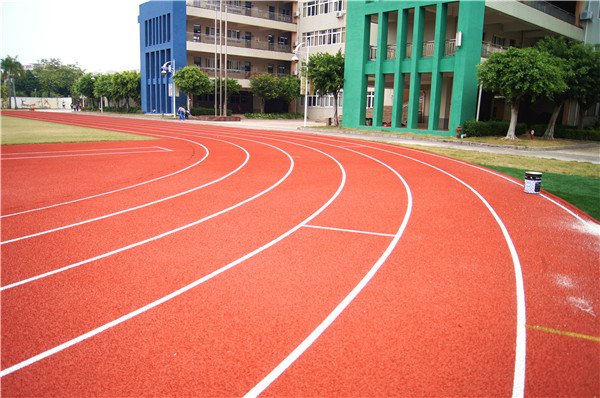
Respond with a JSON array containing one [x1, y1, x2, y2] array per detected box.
[[294, 10, 300, 17], [580, 10, 593, 20], [335, 10, 345, 18]]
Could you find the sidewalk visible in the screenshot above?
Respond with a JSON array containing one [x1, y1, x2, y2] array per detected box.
[[37, 109, 600, 164]]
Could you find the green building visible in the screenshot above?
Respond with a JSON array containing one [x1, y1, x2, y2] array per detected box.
[[342, 0, 597, 136]]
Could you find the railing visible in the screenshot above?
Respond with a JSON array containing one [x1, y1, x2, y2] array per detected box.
[[186, 0, 293, 23], [188, 32, 292, 53], [196, 67, 288, 79], [368, 39, 506, 60], [517, 0, 576, 24]]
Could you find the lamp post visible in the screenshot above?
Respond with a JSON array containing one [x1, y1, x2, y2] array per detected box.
[[292, 41, 309, 127], [161, 59, 176, 118]]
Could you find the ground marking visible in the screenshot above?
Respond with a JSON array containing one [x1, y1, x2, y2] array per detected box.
[[304, 224, 395, 237], [239, 132, 526, 398], [1, 149, 171, 160], [0, 136, 346, 378], [244, 137, 412, 398], [526, 324, 600, 342], [1, 146, 171, 156], [1, 138, 248, 245]]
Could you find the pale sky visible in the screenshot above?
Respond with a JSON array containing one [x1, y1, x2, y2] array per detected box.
[[1, 0, 147, 73]]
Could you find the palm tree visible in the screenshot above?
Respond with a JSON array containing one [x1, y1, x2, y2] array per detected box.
[[1, 55, 25, 109]]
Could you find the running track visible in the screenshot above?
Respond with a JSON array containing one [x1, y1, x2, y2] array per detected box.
[[1, 111, 598, 397]]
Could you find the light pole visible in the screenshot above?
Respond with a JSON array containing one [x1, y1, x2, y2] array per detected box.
[[292, 41, 309, 127], [161, 59, 176, 118]]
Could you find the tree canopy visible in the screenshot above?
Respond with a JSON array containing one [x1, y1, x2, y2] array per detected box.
[[1, 55, 24, 108], [172, 65, 212, 109], [307, 50, 345, 126], [477, 46, 567, 139], [249, 74, 300, 113], [33, 58, 84, 97]]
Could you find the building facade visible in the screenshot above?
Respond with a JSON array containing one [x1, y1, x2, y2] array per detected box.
[[342, 0, 599, 136], [139, 0, 349, 118]]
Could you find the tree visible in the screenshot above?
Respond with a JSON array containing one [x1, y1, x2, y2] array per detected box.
[[477, 47, 567, 140], [249, 74, 280, 113], [277, 75, 301, 107], [307, 50, 345, 126], [122, 70, 141, 107], [33, 58, 83, 97], [1, 55, 24, 109], [14, 70, 40, 97], [73, 74, 96, 108], [172, 65, 212, 109], [111, 72, 127, 107], [94, 74, 113, 107], [535, 37, 600, 138], [214, 77, 241, 113]]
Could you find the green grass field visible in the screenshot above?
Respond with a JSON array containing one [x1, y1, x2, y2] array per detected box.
[[0, 115, 156, 145]]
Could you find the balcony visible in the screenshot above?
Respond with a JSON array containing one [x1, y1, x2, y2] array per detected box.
[[517, 0, 576, 24], [369, 40, 508, 60], [186, 0, 292, 23], [188, 32, 292, 53]]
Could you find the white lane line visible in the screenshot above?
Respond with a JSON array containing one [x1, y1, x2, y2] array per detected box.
[[1, 149, 170, 160], [244, 141, 412, 398], [305, 137, 528, 398], [304, 224, 396, 237], [1, 137, 248, 244], [1, 134, 207, 218], [2, 146, 169, 156], [0, 138, 347, 378]]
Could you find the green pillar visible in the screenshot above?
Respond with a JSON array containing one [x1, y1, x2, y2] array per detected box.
[[392, 8, 408, 128], [407, 5, 424, 129], [373, 12, 389, 127], [428, 2, 447, 130], [449, 1, 485, 132]]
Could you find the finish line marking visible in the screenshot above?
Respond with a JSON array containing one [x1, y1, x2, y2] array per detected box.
[[304, 224, 395, 237], [526, 324, 600, 342]]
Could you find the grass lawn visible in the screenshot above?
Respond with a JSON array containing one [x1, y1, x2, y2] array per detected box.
[[0, 115, 156, 145], [400, 143, 600, 221]]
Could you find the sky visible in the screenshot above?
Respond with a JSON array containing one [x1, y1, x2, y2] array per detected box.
[[1, 0, 147, 73]]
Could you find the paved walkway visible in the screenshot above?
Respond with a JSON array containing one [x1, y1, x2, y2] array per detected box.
[[36, 109, 600, 164]]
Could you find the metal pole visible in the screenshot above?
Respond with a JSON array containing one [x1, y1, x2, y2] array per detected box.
[[224, 3, 228, 116], [219, 0, 223, 116], [214, 4, 218, 116], [304, 44, 309, 128], [172, 59, 176, 118], [476, 84, 482, 121]]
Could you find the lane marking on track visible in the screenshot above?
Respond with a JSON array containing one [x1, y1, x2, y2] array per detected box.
[[525, 324, 600, 342], [1, 137, 249, 245], [244, 138, 412, 398], [1, 149, 172, 160], [304, 224, 396, 237], [1, 146, 171, 156], [0, 137, 346, 378], [1, 135, 208, 218], [232, 131, 525, 398]]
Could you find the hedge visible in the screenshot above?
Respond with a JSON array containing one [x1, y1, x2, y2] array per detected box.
[[244, 112, 303, 119], [102, 106, 144, 114], [191, 107, 232, 116], [464, 120, 527, 137], [530, 124, 600, 141]]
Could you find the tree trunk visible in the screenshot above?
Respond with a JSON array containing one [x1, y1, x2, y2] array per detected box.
[[505, 98, 520, 140], [332, 90, 339, 127], [542, 101, 564, 140], [11, 78, 18, 109], [260, 98, 265, 113]]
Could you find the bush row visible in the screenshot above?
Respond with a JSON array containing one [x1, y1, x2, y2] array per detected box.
[[465, 120, 600, 141], [190, 107, 232, 117], [102, 106, 144, 114], [244, 112, 303, 119]]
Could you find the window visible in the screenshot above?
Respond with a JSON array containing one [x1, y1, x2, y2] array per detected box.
[[193, 24, 201, 33], [278, 65, 287, 75], [194, 57, 202, 67], [227, 29, 241, 39], [304, 0, 318, 17], [278, 36, 289, 45], [319, 0, 329, 14], [267, 64, 274, 74]]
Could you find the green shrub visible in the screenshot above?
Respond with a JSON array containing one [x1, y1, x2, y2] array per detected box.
[[464, 120, 527, 137], [103, 106, 143, 114], [528, 124, 599, 141], [191, 107, 232, 116], [245, 112, 303, 119]]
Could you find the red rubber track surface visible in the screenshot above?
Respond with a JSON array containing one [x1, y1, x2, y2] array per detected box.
[[1, 111, 598, 397]]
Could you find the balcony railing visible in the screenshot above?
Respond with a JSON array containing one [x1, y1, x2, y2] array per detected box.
[[186, 0, 293, 23], [188, 32, 292, 53], [368, 39, 507, 60], [195, 67, 289, 79], [517, 0, 576, 24]]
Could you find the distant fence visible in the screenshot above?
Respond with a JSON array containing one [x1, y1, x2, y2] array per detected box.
[[5, 97, 73, 109]]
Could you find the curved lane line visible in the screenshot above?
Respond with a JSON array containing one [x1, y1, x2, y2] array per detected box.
[[1, 133, 209, 218], [0, 138, 347, 378], [244, 144, 413, 398], [1, 137, 248, 244], [272, 135, 528, 398]]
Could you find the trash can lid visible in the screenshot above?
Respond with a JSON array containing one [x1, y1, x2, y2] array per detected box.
[[525, 171, 543, 176]]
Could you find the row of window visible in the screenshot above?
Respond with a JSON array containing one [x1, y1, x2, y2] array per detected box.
[[193, 24, 290, 45], [144, 13, 171, 47], [303, 0, 344, 17], [302, 28, 345, 47], [192, 57, 288, 75], [300, 93, 344, 108]]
